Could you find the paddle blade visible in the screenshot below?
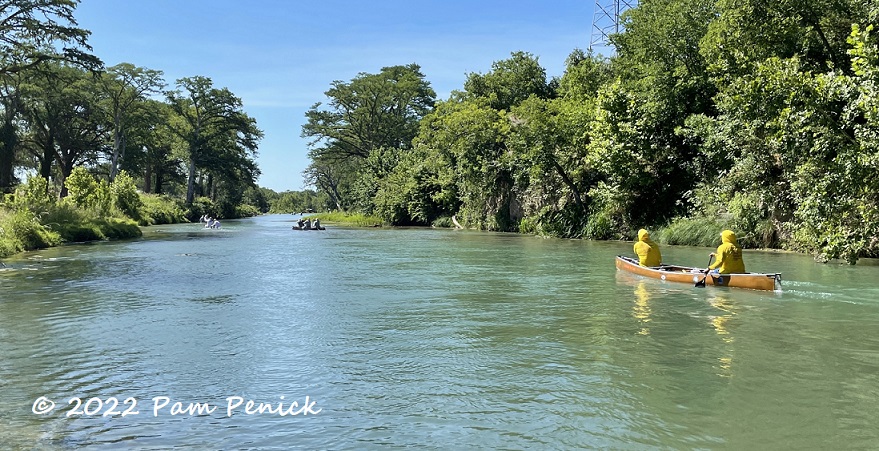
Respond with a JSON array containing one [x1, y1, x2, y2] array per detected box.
[[695, 270, 710, 288], [695, 255, 714, 288]]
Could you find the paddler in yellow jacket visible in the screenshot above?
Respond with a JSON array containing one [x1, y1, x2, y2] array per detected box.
[[708, 230, 746, 274], [633, 229, 662, 267]]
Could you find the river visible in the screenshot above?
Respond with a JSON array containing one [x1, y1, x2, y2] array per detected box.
[[1, 214, 878, 449]]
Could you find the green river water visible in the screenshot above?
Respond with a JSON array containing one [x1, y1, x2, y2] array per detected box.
[[1, 214, 878, 450]]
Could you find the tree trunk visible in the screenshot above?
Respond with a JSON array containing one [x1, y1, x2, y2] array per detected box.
[[207, 173, 214, 200], [185, 155, 197, 204], [552, 158, 588, 213], [0, 120, 16, 193], [109, 112, 123, 181], [155, 164, 164, 195], [39, 138, 54, 188], [143, 164, 152, 193], [57, 153, 76, 199]]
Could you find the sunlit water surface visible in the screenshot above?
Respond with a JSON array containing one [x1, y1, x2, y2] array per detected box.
[[2, 214, 878, 449]]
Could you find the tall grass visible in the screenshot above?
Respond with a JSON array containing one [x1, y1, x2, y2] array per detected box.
[[431, 216, 454, 228], [41, 202, 141, 242], [305, 212, 383, 227], [656, 216, 731, 247], [0, 208, 62, 258]]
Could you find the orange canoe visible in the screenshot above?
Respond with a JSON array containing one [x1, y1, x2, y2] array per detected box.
[[616, 256, 782, 291]]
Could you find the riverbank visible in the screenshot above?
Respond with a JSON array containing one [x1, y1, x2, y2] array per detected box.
[[0, 206, 144, 259], [302, 211, 384, 227], [0, 179, 255, 259]]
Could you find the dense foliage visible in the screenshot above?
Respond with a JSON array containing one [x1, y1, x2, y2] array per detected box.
[[0, 1, 263, 215], [3, 0, 879, 264], [0, 0, 266, 256], [263, 188, 329, 214], [302, 1, 879, 263]]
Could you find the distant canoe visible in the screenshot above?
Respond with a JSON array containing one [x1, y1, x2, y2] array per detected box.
[[615, 255, 781, 291], [292, 226, 325, 231]]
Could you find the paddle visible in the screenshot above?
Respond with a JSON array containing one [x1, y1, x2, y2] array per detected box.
[[695, 255, 714, 288]]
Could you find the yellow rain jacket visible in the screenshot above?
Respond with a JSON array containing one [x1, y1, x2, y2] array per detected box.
[[709, 230, 746, 274], [633, 229, 662, 267]]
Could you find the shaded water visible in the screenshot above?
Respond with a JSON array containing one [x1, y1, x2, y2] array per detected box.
[[1, 214, 878, 449]]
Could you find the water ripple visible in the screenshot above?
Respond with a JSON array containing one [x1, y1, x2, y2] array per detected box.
[[2, 217, 879, 448]]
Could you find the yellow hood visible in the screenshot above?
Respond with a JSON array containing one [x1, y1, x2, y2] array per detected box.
[[638, 229, 651, 242], [721, 230, 738, 245]]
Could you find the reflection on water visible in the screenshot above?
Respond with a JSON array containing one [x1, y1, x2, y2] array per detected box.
[[632, 281, 652, 336], [708, 294, 738, 378], [2, 216, 879, 449]]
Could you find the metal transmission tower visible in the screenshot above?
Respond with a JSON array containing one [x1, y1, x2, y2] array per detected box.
[[590, 0, 637, 51]]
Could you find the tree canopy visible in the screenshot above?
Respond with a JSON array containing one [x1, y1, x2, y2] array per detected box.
[[301, 1, 879, 263], [1, 1, 264, 220]]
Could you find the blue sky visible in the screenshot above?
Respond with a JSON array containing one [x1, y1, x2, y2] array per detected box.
[[75, 0, 597, 192]]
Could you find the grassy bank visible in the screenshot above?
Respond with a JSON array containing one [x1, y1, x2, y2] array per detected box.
[[1, 173, 181, 259], [0, 202, 145, 259], [303, 212, 462, 229], [304, 212, 383, 227], [0, 169, 276, 259]]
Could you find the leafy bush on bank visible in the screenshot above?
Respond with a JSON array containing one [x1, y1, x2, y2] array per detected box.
[[234, 203, 261, 218], [0, 172, 147, 258], [0, 208, 62, 258], [140, 194, 187, 225]]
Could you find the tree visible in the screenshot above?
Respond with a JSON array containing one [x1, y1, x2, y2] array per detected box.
[[125, 99, 184, 194], [413, 96, 514, 230], [0, 0, 100, 192], [383, 52, 557, 230], [303, 64, 435, 160], [591, 0, 717, 232], [463, 51, 555, 110], [0, 70, 25, 192], [97, 63, 165, 181], [166, 76, 262, 206], [0, 0, 98, 77], [303, 153, 353, 211], [301, 64, 436, 210], [701, 0, 870, 83], [504, 51, 611, 237], [683, 0, 878, 258], [18, 62, 107, 197]]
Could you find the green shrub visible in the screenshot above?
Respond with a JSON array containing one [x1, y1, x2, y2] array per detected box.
[[431, 216, 454, 228], [518, 216, 537, 234], [528, 206, 586, 238], [9, 176, 57, 215], [65, 167, 112, 216], [0, 207, 61, 256], [235, 203, 260, 218], [187, 196, 217, 222], [40, 198, 142, 242], [54, 222, 105, 242], [41, 201, 84, 228], [583, 182, 629, 240], [0, 238, 14, 258], [111, 171, 144, 222], [48, 217, 141, 242], [140, 194, 187, 225], [583, 210, 618, 240]]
